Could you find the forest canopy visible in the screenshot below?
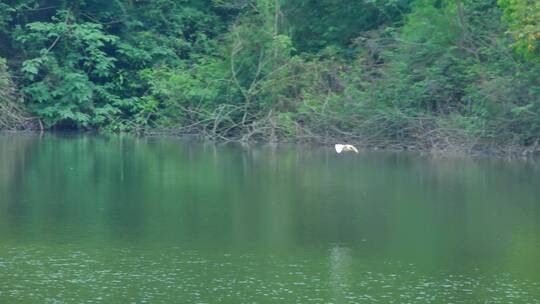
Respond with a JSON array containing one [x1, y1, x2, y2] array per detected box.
[[0, 0, 539, 152]]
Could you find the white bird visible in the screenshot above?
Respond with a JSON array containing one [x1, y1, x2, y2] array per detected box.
[[335, 144, 359, 154]]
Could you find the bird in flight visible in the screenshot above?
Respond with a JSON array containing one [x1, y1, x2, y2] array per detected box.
[[335, 144, 359, 154]]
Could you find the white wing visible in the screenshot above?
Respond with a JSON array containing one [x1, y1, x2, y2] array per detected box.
[[346, 145, 359, 153], [335, 144, 345, 153]]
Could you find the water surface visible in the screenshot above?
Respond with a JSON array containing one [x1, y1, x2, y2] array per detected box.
[[1, 134, 540, 303]]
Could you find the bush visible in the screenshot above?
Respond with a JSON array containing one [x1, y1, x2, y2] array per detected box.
[[0, 58, 34, 130]]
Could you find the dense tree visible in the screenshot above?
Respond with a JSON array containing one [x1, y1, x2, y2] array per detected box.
[[0, 0, 538, 151], [498, 0, 540, 60], [283, 0, 412, 53]]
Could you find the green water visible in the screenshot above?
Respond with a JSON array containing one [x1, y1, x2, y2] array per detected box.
[[1, 134, 540, 303]]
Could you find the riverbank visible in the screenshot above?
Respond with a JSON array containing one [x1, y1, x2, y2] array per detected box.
[[1, 1, 539, 156], [140, 127, 540, 158], [2, 126, 540, 158]]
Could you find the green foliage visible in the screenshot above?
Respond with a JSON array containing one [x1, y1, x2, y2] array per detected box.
[[0, 0, 539, 150], [284, 0, 412, 53], [16, 10, 119, 128], [0, 57, 33, 130], [0, 58, 11, 101], [498, 0, 540, 60]]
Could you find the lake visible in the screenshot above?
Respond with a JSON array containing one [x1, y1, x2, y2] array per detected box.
[[1, 133, 539, 303]]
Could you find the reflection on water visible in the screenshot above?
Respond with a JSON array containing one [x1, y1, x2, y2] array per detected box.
[[1, 133, 540, 303], [329, 246, 353, 303]]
